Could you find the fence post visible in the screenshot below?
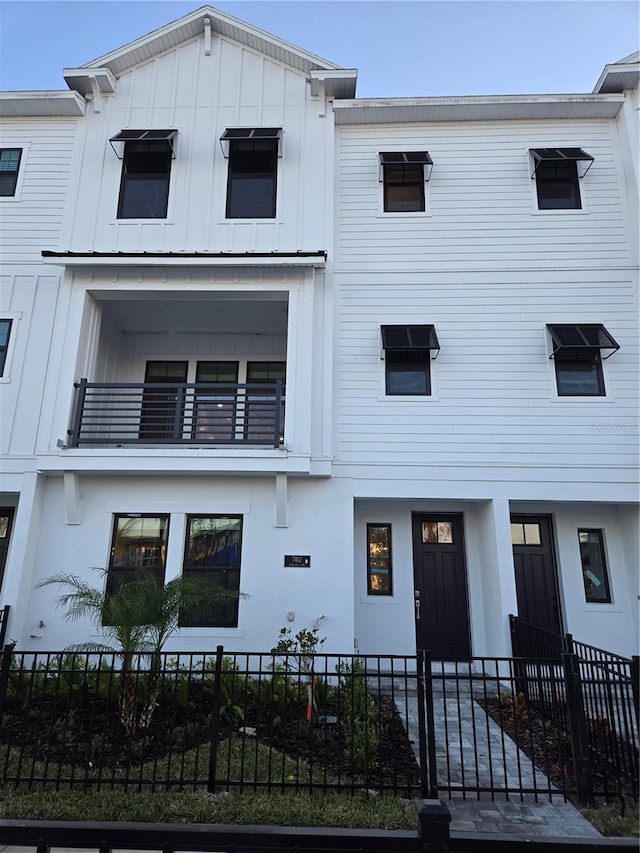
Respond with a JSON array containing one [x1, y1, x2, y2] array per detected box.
[[0, 643, 15, 729], [422, 650, 438, 799], [416, 650, 429, 799], [509, 614, 520, 656], [632, 656, 639, 732], [207, 645, 224, 794], [563, 632, 574, 655], [562, 652, 593, 806], [0, 605, 10, 647]]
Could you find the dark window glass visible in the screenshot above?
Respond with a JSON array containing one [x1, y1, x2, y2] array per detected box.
[[0, 319, 13, 375], [194, 362, 239, 442], [245, 361, 286, 442], [105, 514, 169, 622], [117, 141, 172, 219], [0, 149, 22, 197], [180, 515, 243, 627], [226, 140, 278, 218], [385, 350, 430, 395], [579, 529, 611, 603], [139, 361, 188, 440], [383, 164, 425, 212], [367, 523, 392, 595], [554, 349, 604, 396], [535, 160, 581, 210]]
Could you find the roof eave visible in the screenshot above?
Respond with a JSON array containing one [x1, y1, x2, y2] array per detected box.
[[0, 90, 86, 117], [333, 94, 626, 124], [593, 62, 640, 94]]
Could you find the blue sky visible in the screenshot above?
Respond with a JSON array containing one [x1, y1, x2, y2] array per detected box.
[[0, 1, 637, 98]]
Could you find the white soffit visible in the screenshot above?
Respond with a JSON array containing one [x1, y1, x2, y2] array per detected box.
[[0, 91, 86, 117], [333, 95, 625, 124], [63, 68, 117, 96], [80, 6, 345, 79], [593, 52, 640, 93]]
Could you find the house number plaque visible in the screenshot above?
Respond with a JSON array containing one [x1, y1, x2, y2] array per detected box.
[[284, 555, 310, 568]]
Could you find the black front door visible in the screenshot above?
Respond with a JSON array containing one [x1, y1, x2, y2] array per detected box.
[[511, 515, 562, 634], [412, 514, 471, 659], [0, 507, 15, 593]]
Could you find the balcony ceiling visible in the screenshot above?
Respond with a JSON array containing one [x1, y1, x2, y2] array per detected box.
[[100, 296, 288, 335]]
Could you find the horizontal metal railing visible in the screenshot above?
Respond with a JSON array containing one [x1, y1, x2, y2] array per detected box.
[[68, 379, 285, 448]]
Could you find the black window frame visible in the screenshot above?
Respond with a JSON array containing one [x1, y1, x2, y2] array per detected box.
[[367, 522, 393, 595], [193, 361, 240, 442], [578, 528, 612, 604], [553, 349, 605, 397], [116, 139, 173, 219], [225, 138, 279, 219], [104, 513, 170, 623], [531, 148, 593, 211], [380, 152, 432, 214], [0, 148, 22, 198], [0, 319, 13, 376], [381, 325, 439, 397], [548, 324, 618, 398], [180, 514, 243, 628]]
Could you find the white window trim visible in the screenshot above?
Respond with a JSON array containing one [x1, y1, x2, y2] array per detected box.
[[0, 142, 30, 202]]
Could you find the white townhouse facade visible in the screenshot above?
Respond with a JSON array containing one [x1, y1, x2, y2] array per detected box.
[[0, 8, 637, 658]]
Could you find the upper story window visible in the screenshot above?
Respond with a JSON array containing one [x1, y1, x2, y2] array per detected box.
[[0, 320, 13, 375], [381, 325, 440, 395], [547, 324, 619, 397], [110, 129, 177, 219], [379, 151, 433, 213], [530, 148, 594, 210], [0, 148, 22, 197], [221, 128, 282, 219]]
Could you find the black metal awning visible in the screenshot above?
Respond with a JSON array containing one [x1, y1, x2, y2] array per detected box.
[[547, 324, 619, 359], [381, 325, 440, 356], [220, 127, 283, 157], [379, 151, 433, 181], [530, 148, 594, 178], [109, 129, 178, 158]]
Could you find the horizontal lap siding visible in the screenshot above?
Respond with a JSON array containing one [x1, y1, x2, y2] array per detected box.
[[0, 122, 77, 261], [336, 122, 630, 270], [334, 120, 637, 472], [336, 275, 637, 469]]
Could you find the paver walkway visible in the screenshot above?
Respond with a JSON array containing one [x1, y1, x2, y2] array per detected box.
[[383, 672, 602, 838]]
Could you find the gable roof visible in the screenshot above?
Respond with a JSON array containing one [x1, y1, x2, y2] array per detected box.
[[63, 5, 356, 97], [593, 50, 639, 93]]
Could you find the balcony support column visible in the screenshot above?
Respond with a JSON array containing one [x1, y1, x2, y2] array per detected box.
[[275, 473, 288, 528], [63, 471, 81, 525]]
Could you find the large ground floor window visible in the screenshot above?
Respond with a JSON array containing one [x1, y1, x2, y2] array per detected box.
[[179, 515, 243, 627]]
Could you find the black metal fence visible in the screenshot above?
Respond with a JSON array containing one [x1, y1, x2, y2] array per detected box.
[[0, 641, 637, 806], [68, 379, 285, 447], [510, 616, 639, 803]]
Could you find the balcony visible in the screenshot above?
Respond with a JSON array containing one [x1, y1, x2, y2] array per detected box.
[[68, 379, 285, 448]]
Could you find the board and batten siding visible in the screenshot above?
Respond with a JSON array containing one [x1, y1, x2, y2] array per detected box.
[[0, 121, 78, 262], [335, 121, 633, 270], [62, 34, 332, 254]]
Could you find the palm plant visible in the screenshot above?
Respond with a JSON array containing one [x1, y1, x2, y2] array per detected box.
[[36, 569, 245, 732]]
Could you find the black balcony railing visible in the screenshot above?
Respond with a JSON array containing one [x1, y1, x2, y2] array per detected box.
[[68, 379, 285, 448]]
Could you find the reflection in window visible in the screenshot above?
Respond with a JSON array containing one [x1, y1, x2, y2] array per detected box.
[[579, 529, 611, 603], [0, 516, 9, 538], [510, 523, 542, 546], [105, 515, 169, 621], [194, 362, 239, 442], [421, 521, 453, 544], [180, 515, 243, 627], [367, 523, 392, 595]]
